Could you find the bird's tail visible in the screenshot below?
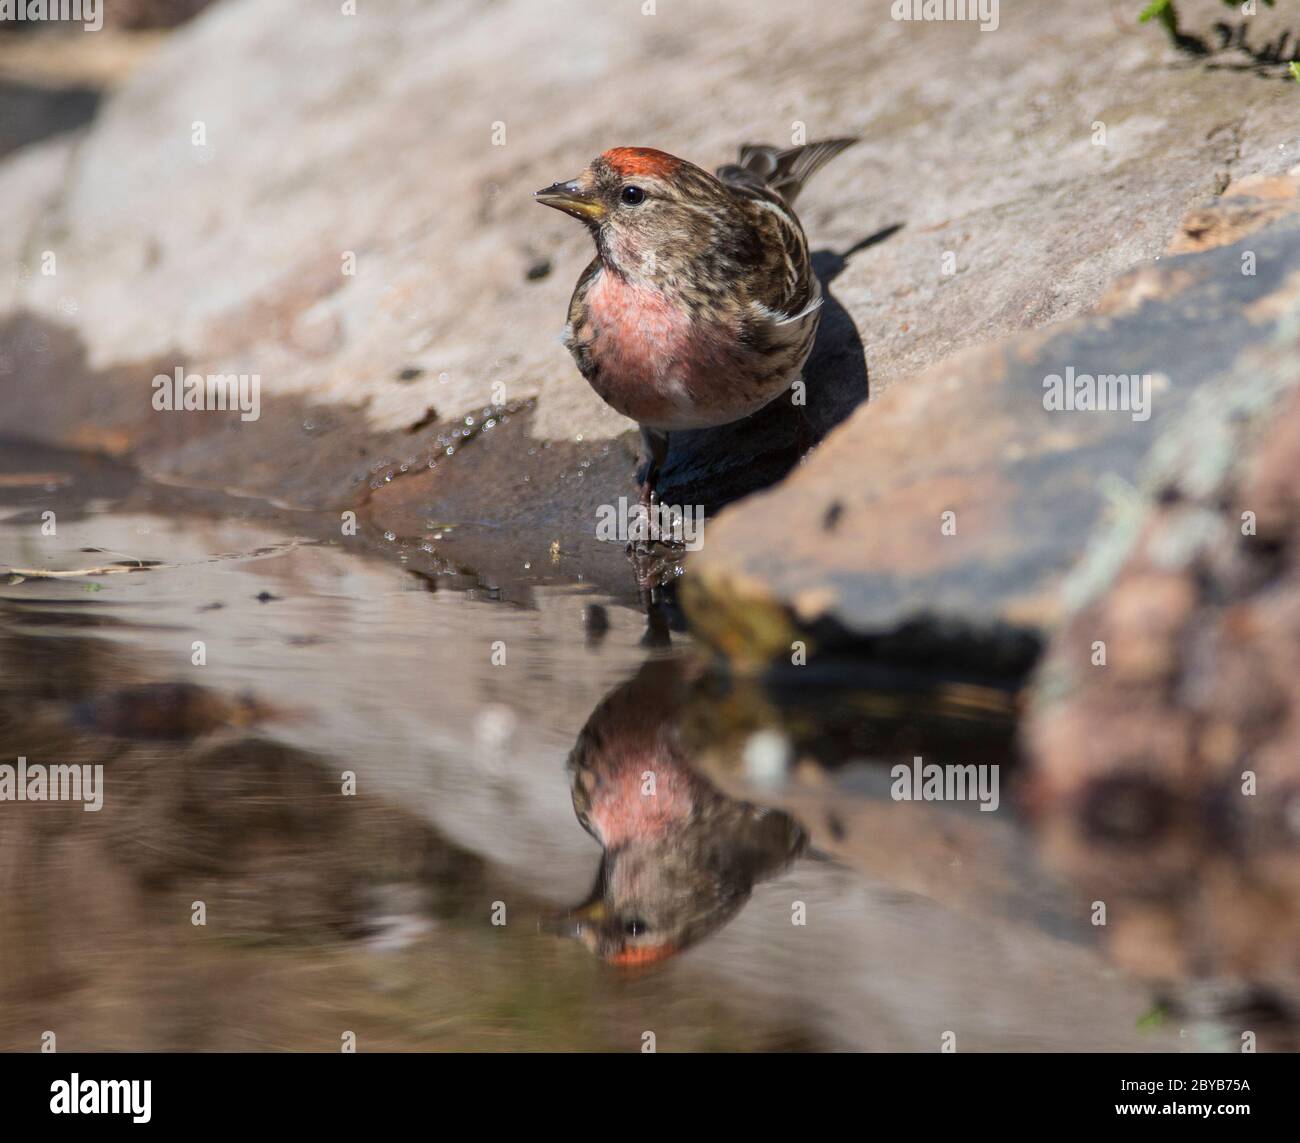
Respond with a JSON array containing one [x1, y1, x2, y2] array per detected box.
[[729, 137, 858, 204]]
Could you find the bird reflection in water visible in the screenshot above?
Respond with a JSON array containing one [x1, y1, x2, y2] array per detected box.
[[555, 657, 807, 966]]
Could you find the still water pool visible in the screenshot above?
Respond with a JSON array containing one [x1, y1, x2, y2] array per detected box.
[[0, 441, 1202, 1051]]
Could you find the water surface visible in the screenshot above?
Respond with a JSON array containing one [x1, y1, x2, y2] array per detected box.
[[0, 442, 1199, 1051]]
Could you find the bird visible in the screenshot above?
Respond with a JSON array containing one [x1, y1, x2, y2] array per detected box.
[[553, 658, 807, 967], [535, 138, 857, 505]]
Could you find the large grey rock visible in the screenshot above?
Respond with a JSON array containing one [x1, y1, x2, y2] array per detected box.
[[684, 176, 1300, 669]]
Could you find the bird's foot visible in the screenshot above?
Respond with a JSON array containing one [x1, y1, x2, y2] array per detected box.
[[625, 533, 688, 594]]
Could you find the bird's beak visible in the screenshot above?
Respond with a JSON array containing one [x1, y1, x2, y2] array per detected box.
[[534, 179, 606, 224], [547, 898, 606, 939]]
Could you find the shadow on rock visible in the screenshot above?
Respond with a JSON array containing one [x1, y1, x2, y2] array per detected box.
[[0, 78, 102, 160]]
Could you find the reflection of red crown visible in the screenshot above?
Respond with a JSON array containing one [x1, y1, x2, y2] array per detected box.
[[607, 943, 679, 968]]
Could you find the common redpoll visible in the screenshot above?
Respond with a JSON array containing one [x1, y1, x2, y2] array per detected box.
[[535, 138, 857, 502]]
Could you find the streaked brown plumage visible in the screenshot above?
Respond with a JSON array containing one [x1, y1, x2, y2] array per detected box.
[[535, 139, 856, 500]]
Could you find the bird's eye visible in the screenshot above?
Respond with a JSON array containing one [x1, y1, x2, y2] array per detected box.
[[620, 185, 645, 205], [623, 918, 648, 937]]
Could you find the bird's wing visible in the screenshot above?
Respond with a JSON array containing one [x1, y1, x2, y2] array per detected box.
[[716, 137, 854, 327], [726, 185, 818, 329], [740, 276, 823, 370], [562, 256, 604, 385], [718, 137, 858, 205], [712, 180, 823, 373]]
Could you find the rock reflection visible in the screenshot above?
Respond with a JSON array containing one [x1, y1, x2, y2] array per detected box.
[[558, 658, 806, 966]]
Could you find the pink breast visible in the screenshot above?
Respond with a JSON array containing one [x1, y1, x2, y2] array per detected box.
[[586, 756, 698, 847], [584, 271, 734, 427]]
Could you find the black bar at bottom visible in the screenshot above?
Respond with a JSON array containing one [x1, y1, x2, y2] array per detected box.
[[0, 1050, 1289, 1129]]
